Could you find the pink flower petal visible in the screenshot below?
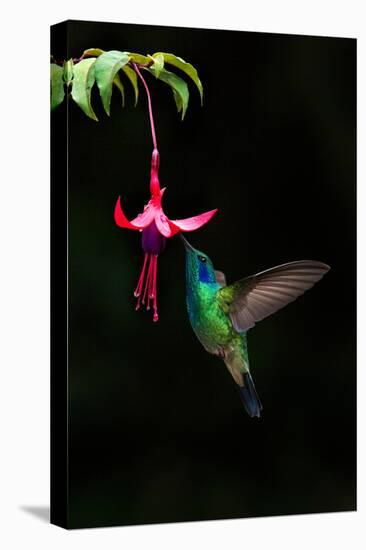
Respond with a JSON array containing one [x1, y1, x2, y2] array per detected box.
[[130, 206, 156, 228], [154, 207, 175, 237], [114, 196, 155, 230], [170, 209, 218, 232]]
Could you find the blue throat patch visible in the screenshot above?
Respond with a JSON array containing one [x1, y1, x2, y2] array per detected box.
[[199, 262, 215, 283]]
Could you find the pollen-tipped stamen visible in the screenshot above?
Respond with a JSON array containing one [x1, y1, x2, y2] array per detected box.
[[134, 253, 148, 309], [152, 255, 158, 322], [142, 254, 154, 308], [134, 253, 159, 321]]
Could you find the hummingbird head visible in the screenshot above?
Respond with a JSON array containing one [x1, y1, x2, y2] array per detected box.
[[180, 235, 217, 285]]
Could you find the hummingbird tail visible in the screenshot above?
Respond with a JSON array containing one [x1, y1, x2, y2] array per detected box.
[[239, 373, 262, 418]]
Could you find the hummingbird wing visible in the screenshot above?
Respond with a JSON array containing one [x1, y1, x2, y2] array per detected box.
[[218, 260, 330, 332]]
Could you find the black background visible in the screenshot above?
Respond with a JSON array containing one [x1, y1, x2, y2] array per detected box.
[[52, 20, 356, 528]]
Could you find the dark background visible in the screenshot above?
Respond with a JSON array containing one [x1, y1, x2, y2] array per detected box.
[[53, 20, 356, 528]]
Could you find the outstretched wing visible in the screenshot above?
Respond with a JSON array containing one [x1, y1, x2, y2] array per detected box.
[[218, 260, 330, 333]]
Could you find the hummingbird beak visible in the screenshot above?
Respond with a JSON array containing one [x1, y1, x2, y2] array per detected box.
[[180, 234, 195, 252]]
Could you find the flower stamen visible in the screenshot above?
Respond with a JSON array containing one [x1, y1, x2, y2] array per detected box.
[[134, 253, 160, 321], [152, 255, 158, 322], [134, 252, 148, 300]]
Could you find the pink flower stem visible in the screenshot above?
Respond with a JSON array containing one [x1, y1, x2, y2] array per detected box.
[[132, 63, 158, 151]]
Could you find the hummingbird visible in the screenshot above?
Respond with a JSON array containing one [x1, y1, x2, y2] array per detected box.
[[181, 236, 330, 418]]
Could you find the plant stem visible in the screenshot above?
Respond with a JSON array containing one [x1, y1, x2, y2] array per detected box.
[[132, 63, 158, 150]]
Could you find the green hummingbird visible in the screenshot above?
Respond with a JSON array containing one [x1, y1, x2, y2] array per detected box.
[[181, 236, 330, 417]]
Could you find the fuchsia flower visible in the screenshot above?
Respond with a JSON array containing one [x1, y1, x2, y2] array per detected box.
[[114, 148, 217, 321]]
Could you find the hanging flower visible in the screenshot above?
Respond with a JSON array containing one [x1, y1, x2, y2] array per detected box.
[[114, 149, 217, 321]]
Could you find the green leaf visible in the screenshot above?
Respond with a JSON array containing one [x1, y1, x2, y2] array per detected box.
[[153, 52, 203, 104], [63, 58, 74, 86], [172, 89, 183, 114], [82, 48, 104, 58], [71, 58, 98, 121], [94, 50, 130, 116], [151, 53, 164, 78], [127, 52, 150, 66], [50, 63, 65, 111], [148, 66, 189, 120], [113, 73, 125, 107], [121, 65, 139, 106]]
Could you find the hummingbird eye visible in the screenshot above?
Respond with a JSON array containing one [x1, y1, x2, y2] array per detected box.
[[198, 255, 207, 263]]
